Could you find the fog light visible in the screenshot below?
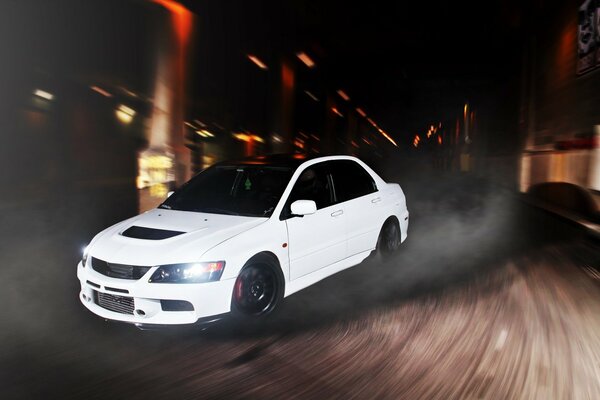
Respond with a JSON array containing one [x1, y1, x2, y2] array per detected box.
[[160, 300, 194, 312], [135, 309, 146, 317]]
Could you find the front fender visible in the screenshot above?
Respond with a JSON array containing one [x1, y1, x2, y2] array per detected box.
[[200, 219, 290, 283]]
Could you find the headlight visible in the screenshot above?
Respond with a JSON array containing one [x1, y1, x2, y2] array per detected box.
[[148, 261, 225, 283], [81, 245, 89, 267]]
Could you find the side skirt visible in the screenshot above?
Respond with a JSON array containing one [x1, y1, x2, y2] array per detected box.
[[284, 250, 373, 297]]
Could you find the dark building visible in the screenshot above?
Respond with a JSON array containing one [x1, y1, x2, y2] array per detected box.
[[519, 0, 600, 195]]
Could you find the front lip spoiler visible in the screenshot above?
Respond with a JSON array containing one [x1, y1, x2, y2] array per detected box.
[[98, 313, 229, 331], [134, 314, 229, 331]]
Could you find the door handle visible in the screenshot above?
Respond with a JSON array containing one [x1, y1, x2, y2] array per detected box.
[[331, 210, 343, 217], [371, 197, 381, 204]]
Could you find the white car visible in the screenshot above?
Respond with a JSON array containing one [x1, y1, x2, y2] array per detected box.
[[77, 154, 409, 327]]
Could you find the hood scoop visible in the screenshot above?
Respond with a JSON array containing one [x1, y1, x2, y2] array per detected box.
[[121, 226, 185, 240]]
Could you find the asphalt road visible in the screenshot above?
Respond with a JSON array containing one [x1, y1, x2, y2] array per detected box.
[[2, 169, 600, 399]]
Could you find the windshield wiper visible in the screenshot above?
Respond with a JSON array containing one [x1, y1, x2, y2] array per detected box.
[[195, 207, 241, 216], [158, 204, 172, 210]]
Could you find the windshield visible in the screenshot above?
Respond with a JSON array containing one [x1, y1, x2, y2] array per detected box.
[[159, 165, 294, 217]]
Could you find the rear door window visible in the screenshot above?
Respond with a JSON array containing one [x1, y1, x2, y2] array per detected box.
[[329, 160, 377, 203]]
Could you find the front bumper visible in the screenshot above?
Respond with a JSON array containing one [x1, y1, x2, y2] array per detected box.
[[77, 261, 235, 325]]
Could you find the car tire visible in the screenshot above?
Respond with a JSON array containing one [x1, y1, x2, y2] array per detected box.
[[231, 256, 284, 321], [374, 218, 401, 263]]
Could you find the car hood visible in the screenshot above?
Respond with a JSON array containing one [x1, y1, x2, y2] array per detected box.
[[88, 209, 267, 266]]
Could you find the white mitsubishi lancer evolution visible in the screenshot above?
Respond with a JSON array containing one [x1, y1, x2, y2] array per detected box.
[[77, 154, 409, 327]]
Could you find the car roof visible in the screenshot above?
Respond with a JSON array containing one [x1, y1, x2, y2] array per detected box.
[[216, 153, 322, 169], [214, 153, 386, 189], [214, 154, 377, 178]]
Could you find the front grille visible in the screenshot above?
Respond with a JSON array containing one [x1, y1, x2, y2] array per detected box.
[[105, 286, 129, 294], [86, 280, 100, 289], [94, 291, 134, 315], [91, 257, 151, 280]]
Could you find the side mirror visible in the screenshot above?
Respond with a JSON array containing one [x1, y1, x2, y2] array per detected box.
[[290, 199, 317, 216], [167, 191, 174, 198]]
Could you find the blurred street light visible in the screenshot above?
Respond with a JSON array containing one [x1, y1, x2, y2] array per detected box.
[[413, 135, 421, 147], [377, 127, 398, 147], [247, 54, 268, 70], [364, 115, 398, 147], [195, 129, 214, 138], [232, 133, 264, 143], [116, 104, 136, 124], [233, 132, 265, 156], [90, 86, 112, 97], [331, 107, 343, 117], [296, 51, 315, 68], [337, 89, 350, 101], [464, 102, 471, 143], [304, 90, 319, 101], [356, 107, 367, 117], [33, 89, 54, 101]]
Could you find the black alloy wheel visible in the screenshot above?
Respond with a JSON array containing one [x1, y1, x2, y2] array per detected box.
[[376, 219, 401, 260], [232, 264, 280, 317]]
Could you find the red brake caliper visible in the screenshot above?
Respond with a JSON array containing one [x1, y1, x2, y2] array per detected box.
[[234, 278, 243, 301]]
